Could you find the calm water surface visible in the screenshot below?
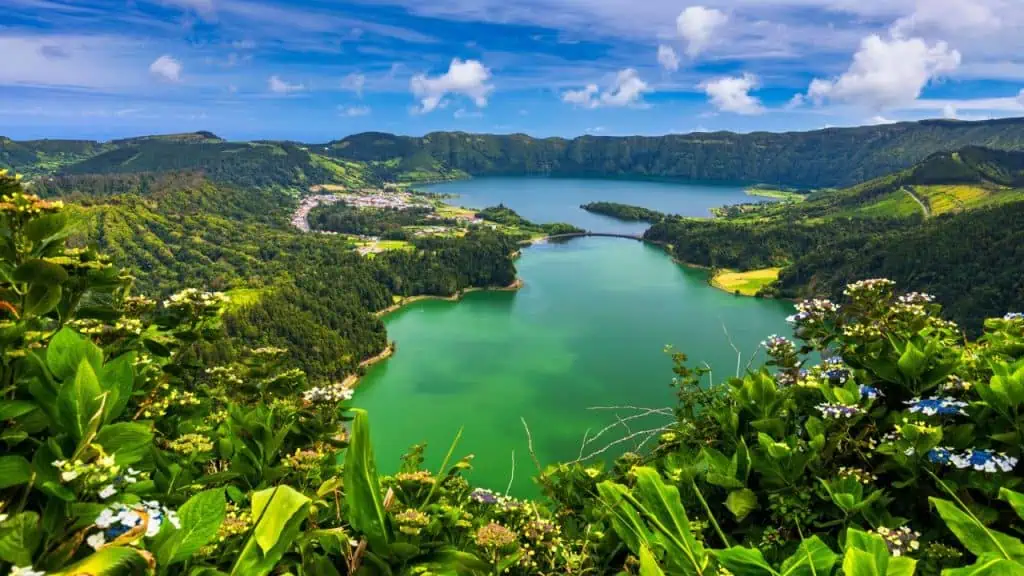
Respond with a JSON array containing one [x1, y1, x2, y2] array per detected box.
[[356, 216, 794, 495], [420, 176, 761, 234]]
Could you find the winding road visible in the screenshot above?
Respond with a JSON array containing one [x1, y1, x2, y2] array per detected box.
[[902, 186, 931, 218]]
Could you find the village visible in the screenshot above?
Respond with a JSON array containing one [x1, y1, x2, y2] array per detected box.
[[292, 186, 496, 256]]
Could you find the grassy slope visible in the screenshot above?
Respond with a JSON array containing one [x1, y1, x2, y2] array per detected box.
[[711, 268, 782, 296]]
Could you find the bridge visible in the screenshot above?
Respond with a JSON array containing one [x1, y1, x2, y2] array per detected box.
[[540, 231, 645, 242]]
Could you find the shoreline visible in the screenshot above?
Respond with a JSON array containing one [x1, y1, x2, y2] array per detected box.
[[373, 277, 524, 319]]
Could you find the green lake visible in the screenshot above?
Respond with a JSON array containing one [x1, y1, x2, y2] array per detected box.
[[354, 178, 793, 496]]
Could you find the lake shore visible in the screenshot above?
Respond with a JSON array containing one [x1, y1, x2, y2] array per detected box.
[[373, 277, 524, 318]]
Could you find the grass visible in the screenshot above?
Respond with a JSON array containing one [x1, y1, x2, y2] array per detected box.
[[835, 190, 921, 219], [710, 267, 781, 296], [912, 184, 1013, 215], [222, 287, 268, 311], [745, 186, 807, 202]]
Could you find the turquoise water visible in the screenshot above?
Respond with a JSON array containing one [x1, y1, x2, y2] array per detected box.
[[355, 221, 793, 496], [421, 176, 761, 234]]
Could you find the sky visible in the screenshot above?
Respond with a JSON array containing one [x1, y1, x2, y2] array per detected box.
[[3, 0, 1024, 142]]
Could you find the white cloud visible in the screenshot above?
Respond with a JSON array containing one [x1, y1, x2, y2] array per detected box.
[[339, 105, 370, 117], [341, 72, 366, 97], [561, 68, 650, 109], [585, 126, 606, 134], [869, 115, 897, 124], [410, 58, 493, 114], [159, 0, 216, 19], [149, 55, 182, 82], [891, 0, 999, 38], [0, 35, 141, 90], [942, 104, 957, 119], [268, 75, 305, 93], [1018, 89, 1024, 107], [804, 34, 961, 111], [657, 44, 679, 72], [676, 6, 727, 57], [701, 73, 764, 115]]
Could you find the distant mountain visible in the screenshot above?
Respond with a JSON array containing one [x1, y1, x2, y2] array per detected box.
[[323, 118, 1024, 188]]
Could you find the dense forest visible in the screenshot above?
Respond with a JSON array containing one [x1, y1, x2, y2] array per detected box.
[[322, 118, 1024, 188], [475, 204, 584, 235], [581, 201, 667, 222], [308, 201, 443, 238]]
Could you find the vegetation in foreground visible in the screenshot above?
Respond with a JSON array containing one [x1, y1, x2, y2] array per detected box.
[[3, 171, 1024, 576]]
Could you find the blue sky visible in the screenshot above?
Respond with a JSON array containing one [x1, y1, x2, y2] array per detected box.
[[3, 0, 1023, 141]]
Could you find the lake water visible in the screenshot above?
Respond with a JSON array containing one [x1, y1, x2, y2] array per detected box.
[[354, 178, 792, 496], [418, 176, 760, 234]]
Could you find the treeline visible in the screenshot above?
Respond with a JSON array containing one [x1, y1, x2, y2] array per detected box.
[[581, 201, 666, 222], [67, 174, 518, 380], [324, 118, 1024, 188], [307, 202, 444, 238], [476, 204, 584, 235]]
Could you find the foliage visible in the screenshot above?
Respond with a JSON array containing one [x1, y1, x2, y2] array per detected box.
[[581, 202, 667, 223], [475, 204, 583, 235]]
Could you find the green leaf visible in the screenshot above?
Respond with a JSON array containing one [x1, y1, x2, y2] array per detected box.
[[252, 485, 310, 555], [50, 546, 152, 576], [598, 480, 654, 556], [231, 485, 310, 576], [726, 489, 758, 522], [943, 553, 1024, 576], [897, 342, 928, 380], [94, 422, 153, 465], [0, 512, 42, 566], [156, 488, 226, 565], [712, 547, 776, 576], [415, 547, 489, 574], [343, 409, 391, 548], [842, 547, 882, 576], [845, 528, 891, 574], [0, 399, 38, 421], [47, 327, 103, 382], [13, 258, 69, 285], [99, 352, 135, 423], [999, 488, 1024, 522], [24, 284, 61, 317], [631, 467, 707, 574], [780, 536, 839, 576], [0, 455, 33, 489], [57, 358, 104, 442], [640, 545, 668, 576], [931, 497, 1024, 561], [888, 557, 917, 576], [23, 212, 72, 246]]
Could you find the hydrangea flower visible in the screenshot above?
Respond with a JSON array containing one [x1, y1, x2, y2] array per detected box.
[[787, 298, 838, 326], [762, 335, 795, 357], [905, 396, 968, 416], [1004, 312, 1023, 321], [469, 488, 499, 504], [475, 522, 517, 549], [844, 279, 896, 299], [816, 403, 863, 419], [302, 383, 354, 404], [928, 447, 1017, 472], [89, 502, 180, 550], [859, 385, 883, 400], [873, 526, 921, 557], [9, 566, 46, 576], [897, 292, 934, 305]]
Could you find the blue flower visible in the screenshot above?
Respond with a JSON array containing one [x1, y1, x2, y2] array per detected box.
[[905, 397, 968, 416], [859, 385, 883, 400], [928, 448, 1017, 473], [825, 368, 850, 383], [927, 447, 953, 465]]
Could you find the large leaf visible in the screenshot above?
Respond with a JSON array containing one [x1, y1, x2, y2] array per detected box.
[[99, 352, 135, 423], [23, 212, 71, 246], [0, 512, 42, 566], [0, 399, 38, 421], [24, 284, 61, 317], [57, 358, 104, 442], [94, 422, 153, 465], [712, 547, 776, 576], [780, 536, 839, 576], [47, 327, 103, 382], [842, 548, 882, 576], [931, 497, 1024, 561], [726, 489, 758, 522], [888, 557, 917, 576], [943, 553, 1024, 576], [13, 258, 68, 285], [231, 486, 310, 576], [598, 480, 654, 556], [0, 455, 33, 489], [897, 342, 928, 380], [999, 488, 1024, 522], [50, 546, 153, 576], [156, 488, 226, 565], [631, 467, 707, 574], [640, 545, 668, 576], [343, 409, 391, 548]]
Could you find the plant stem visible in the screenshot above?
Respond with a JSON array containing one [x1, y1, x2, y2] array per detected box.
[[690, 479, 731, 547]]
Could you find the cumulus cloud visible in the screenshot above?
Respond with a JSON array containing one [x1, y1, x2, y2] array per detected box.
[[341, 72, 366, 97], [657, 45, 680, 72], [268, 75, 305, 93], [892, 0, 999, 38], [149, 55, 182, 82], [676, 6, 727, 57], [942, 104, 958, 119], [339, 105, 370, 117], [561, 69, 651, 109], [410, 58, 493, 114], [804, 34, 961, 111], [701, 73, 764, 115]]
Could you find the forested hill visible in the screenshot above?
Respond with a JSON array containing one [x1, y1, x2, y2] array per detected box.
[[323, 117, 1024, 188]]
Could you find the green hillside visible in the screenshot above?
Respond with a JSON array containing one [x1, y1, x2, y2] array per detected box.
[[323, 117, 1024, 188]]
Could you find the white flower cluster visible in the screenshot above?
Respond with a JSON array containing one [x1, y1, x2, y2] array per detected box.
[[205, 365, 243, 385], [816, 402, 863, 419], [787, 298, 839, 326], [897, 292, 934, 305], [843, 278, 896, 298], [9, 566, 45, 576], [302, 382, 354, 404], [88, 501, 180, 550], [163, 288, 229, 310], [928, 447, 1018, 473]]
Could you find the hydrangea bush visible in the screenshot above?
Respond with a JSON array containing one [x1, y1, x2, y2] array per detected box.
[[2, 169, 1024, 575]]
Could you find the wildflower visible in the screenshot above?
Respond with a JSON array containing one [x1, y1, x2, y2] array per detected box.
[[1004, 312, 1024, 321], [816, 403, 862, 419], [475, 522, 517, 549], [166, 433, 215, 455], [98, 485, 117, 500], [941, 375, 972, 393], [302, 382, 354, 404], [873, 526, 921, 557], [469, 488, 499, 504], [762, 335, 795, 357], [950, 449, 1018, 473], [859, 385, 883, 400], [844, 279, 896, 299], [523, 519, 558, 542], [905, 397, 968, 417], [775, 371, 796, 387], [787, 298, 838, 326], [10, 566, 46, 576], [837, 467, 877, 484], [395, 470, 436, 486], [283, 448, 324, 472], [89, 502, 180, 549], [897, 292, 934, 305], [394, 509, 430, 535]]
